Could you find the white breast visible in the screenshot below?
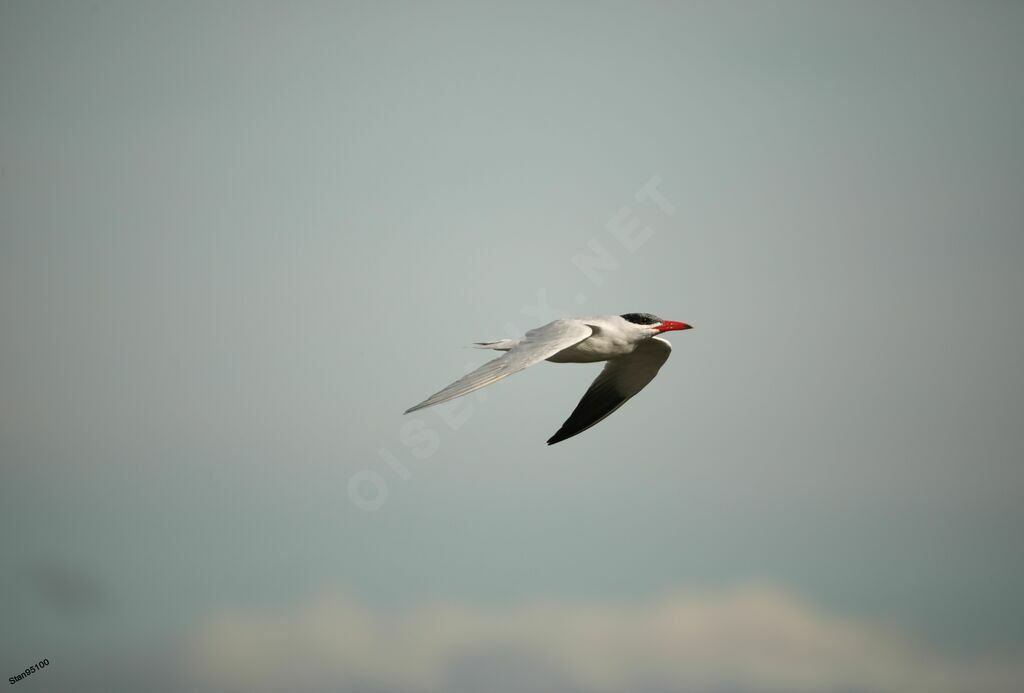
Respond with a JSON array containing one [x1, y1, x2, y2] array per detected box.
[[545, 321, 636, 363]]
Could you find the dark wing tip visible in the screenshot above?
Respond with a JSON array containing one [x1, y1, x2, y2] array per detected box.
[[545, 426, 579, 446], [547, 385, 626, 446]]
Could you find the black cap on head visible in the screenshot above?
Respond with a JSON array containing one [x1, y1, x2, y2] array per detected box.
[[620, 313, 662, 325]]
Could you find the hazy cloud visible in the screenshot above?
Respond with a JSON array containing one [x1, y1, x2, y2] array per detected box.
[[187, 585, 1024, 693], [28, 560, 107, 615]]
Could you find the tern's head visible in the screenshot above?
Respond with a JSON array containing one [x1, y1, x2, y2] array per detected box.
[[620, 312, 693, 336]]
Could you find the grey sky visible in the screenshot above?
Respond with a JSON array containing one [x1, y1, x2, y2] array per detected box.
[[1, 1, 1022, 691]]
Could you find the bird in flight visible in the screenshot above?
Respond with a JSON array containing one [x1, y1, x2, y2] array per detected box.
[[405, 313, 693, 444]]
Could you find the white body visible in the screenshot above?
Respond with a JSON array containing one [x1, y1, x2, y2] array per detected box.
[[405, 314, 691, 445], [482, 315, 646, 362]]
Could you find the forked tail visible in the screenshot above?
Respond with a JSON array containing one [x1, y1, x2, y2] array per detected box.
[[472, 339, 517, 352]]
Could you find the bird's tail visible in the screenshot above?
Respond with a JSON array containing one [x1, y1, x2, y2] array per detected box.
[[472, 339, 517, 352]]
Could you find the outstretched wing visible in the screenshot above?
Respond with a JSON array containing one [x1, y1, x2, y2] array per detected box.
[[404, 320, 593, 414], [547, 336, 672, 445]]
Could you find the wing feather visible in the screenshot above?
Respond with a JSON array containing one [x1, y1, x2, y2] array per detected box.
[[404, 320, 593, 413], [547, 336, 672, 445]]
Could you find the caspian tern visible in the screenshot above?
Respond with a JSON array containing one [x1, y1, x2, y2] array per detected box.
[[405, 313, 693, 444]]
